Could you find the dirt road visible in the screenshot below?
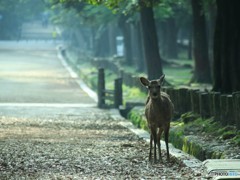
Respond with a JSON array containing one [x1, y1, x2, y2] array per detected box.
[[0, 41, 94, 104]]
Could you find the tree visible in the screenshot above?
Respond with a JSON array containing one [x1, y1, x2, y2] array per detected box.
[[154, 1, 181, 60], [131, 20, 146, 72], [0, 0, 46, 39], [212, 0, 240, 93], [50, 1, 117, 57], [51, 0, 164, 79], [191, 0, 211, 83], [139, 1, 163, 79], [118, 14, 133, 65]]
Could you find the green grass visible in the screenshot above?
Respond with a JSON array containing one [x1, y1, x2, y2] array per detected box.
[[163, 66, 192, 86], [177, 112, 240, 146], [122, 85, 146, 104], [72, 58, 199, 113]]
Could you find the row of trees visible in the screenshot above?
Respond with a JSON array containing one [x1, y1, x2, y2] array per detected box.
[[0, 0, 46, 39], [49, 0, 240, 93], [50, 0, 191, 80], [26, 0, 240, 94]]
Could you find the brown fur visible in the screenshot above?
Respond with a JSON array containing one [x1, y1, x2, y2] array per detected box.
[[140, 75, 174, 163]]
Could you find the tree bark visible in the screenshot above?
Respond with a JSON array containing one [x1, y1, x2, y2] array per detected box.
[[191, 0, 211, 83], [131, 21, 146, 72], [207, 3, 217, 68], [213, 0, 240, 93], [94, 26, 110, 57], [166, 17, 178, 59], [139, 2, 163, 79], [188, 28, 193, 60], [108, 23, 117, 56], [118, 15, 133, 66]]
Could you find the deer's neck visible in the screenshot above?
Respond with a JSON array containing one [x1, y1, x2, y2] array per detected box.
[[150, 97, 163, 107]]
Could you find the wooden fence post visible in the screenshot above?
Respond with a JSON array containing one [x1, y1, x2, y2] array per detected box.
[[226, 95, 234, 125], [220, 95, 228, 125], [199, 92, 211, 119], [190, 89, 200, 114], [114, 78, 123, 108], [178, 88, 191, 114], [98, 68, 105, 108], [233, 92, 240, 130], [171, 89, 180, 116], [212, 92, 221, 122], [219, 95, 234, 126]]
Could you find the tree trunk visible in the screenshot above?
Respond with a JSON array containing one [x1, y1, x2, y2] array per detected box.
[[94, 26, 110, 57], [191, 0, 211, 83], [166, 17, 178, 59], [140, 3, 163, 79], [108, 23, 117, 56], [132, 21, 146, 72], [158, 21, 167, 58], [213, 0, 240, 93], [118, 15, 133, 66], [207, 3, 217, 69], [188, 28, 193, 60]]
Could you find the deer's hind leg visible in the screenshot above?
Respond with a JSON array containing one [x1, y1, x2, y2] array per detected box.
[[149, 133, 153, 162], [164, 124, 170, 161]]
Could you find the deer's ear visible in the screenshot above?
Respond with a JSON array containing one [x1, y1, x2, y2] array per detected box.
[[158, 74, 165, 85], [140, 77, 150, 86]]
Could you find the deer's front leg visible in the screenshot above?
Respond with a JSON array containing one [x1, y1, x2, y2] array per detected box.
[[149, 134, 153, 162]]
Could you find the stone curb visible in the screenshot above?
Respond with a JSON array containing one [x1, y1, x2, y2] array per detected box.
[[57, 46, 98, 102]]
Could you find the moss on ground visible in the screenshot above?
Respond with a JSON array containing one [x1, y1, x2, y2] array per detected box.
[[127, 108, 240, 160], [65, 50, 239, 160], [127, 107, 148, 132]]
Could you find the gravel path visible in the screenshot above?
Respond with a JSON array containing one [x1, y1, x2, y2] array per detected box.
[[0, 105, 200, 179], [0, 40, 201, 179]]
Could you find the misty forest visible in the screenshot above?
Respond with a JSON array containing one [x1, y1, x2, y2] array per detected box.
[[0, 0, 240, 179]]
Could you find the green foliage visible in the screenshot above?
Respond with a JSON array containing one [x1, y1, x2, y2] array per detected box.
[[50, 0, 117, 25], [178, 113, 240, 146], [169, 123, 184, 149], [128, 107, 148, 132], [82, 4, 115, 25], [0, 0, 46, 39], [232, 134, 240, 146], [49, 0, 117, 50], [154, 0, 191, 22], [122, 85, 146, 104], [163, 66, 192, 86], [180, 112, 199, 123], [222, 131, 237, 140]]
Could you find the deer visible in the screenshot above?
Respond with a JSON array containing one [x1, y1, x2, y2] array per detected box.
[[140, 74, 174, 163]]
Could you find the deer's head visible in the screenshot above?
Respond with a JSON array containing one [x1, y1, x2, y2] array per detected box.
[[140, 75, 165, 99]]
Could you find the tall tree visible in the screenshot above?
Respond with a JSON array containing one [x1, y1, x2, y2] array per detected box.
[[132, 21, 146, 72], [0, 0, 46, 39], [164, 17, 178, 59], [51, 1, 117, 57], [139, 0, 163, 79], [89, 0, 164, 79], [118, 14, 133, 65], [213, 0, 240, 93], [51, 0, 166, 79], [191, 0, 211, 83]]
